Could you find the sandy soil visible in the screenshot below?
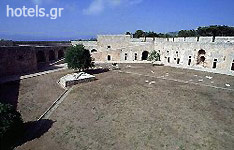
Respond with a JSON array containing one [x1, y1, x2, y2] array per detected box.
[[16, 64, 234, 150]]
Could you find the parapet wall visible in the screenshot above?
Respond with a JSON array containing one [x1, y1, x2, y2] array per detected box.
[[154, 36, 234, 43]]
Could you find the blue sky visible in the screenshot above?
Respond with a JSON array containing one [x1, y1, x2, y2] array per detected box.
[[0, 0, 234, 40]]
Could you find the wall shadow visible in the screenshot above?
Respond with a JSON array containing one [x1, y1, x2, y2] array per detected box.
[[0, 80, 20, 109], [0, 80, 54, 149], [14, 119, 55, 148]]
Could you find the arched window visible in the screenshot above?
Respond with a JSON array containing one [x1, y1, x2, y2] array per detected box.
[[198, 49, 206, 55]]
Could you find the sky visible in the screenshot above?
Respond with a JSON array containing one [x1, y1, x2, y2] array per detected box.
[[0, 0, 234, 41]]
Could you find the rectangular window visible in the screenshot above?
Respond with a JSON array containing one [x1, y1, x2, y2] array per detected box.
[[213, 59, 217, 69], [231, 60, 234, 71], [168, 57, 170, 63], [177, 58, 180, 64], [125, 53, 128, 60], [135, 53, 137, 60], [188, 56, 192, 66]]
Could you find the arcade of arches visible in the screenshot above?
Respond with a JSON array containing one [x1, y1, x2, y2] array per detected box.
[[36, 48, 66, 64]]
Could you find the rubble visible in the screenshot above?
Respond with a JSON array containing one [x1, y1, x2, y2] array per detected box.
[[58, 72, 95, 88]]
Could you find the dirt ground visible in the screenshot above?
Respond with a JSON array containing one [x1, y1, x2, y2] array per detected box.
[[0, 69, 74, 122], [7, 64, 234, 150]]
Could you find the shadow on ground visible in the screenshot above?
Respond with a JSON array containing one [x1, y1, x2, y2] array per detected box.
[[14, 119, 55, 149], [0, 78, 55, 149], [0, 80, 20, 109], [85, 68, 109, 75]]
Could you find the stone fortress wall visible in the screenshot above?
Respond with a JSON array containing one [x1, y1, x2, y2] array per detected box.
[[72, 35, 234, 76], [0, 44, 68, 77]]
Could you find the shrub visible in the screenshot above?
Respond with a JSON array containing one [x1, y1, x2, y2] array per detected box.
[[0, 102, 24, 149], [148, 50, 161, 61]]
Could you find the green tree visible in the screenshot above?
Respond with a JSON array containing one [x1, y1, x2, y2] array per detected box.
[[178, 30, 197, 37], [146, 31, 158, 37], [148, 50, 161, 61], [0, 102, 24, 149], [133, 30, 145, 38], [197, 25, 234, 36], [65, 45, 94, 71]]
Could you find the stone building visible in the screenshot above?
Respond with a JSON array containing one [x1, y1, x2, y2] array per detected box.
[[72, 35, 234, 76]]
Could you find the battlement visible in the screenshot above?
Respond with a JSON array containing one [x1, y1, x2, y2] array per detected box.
[[96, 35, 234, 43], [152, 36, 234, 43]]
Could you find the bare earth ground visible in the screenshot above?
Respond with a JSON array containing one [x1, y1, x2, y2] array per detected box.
[[5, 64, 234, 150], [0, 69, 74, 122]]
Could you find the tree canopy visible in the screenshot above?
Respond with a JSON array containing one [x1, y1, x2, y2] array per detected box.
[[65, 44, 94, 71], [178, 30, 198, 37], [129, 25, 234, 38], [133, 30, 145, 38]]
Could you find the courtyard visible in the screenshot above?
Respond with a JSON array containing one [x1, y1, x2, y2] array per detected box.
[[1, 64, 234, 150]]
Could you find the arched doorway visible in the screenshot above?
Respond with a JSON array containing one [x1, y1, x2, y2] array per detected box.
[[107, 55, 111, 61], [58, 50, 64, 59], [142, 51, 149, 60], [37, 51, 46, 63], [197, 49, 206, 65], [49, 50, 55, 61]]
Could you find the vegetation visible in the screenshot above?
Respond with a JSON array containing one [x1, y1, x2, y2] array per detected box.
[[128, 25, 234, 39], [126, 30, 174, 38], [132, 30, 145, 38], [178, 29, 198, 37], [125, 32, 131, 35], [65, 44, 94, 71], [148, 50, 161, 61], [0, 102, 24, 149], [77, 38, 97, 41], [197, 25, 234, 36]]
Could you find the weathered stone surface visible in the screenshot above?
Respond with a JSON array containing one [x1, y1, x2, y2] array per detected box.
[[0, 45, 68, 77], [72, 35, 234, 76], [59, 72, 95, 88]]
